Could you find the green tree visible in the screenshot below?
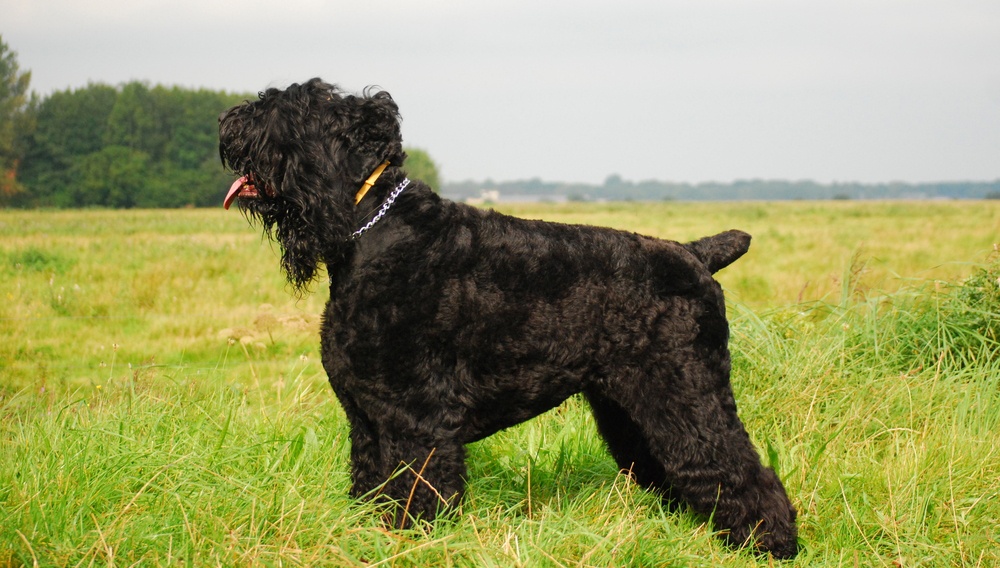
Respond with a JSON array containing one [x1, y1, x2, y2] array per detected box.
[[17, 84, 117, 205], [16, 83, 246, 207], [403, 147, 441, 192], [106, 82, 167, 157], [159, 88, 250, 206], [67, 145, 150, 207], [0, 35, 34, 201]]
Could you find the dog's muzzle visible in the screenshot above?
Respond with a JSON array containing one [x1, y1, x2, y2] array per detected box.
[[224, 174, 274, 209]]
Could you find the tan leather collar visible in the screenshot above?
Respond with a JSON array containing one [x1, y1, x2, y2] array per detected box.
[[354, 162, 390, 205]]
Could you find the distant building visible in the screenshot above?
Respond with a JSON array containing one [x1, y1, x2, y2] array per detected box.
[[466, 190, 501, 205]]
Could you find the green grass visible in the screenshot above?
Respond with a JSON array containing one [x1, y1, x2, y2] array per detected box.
[[2, 203, 999, 566]]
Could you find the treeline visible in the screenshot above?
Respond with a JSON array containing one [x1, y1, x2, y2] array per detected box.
[[0, 33, 444, 208], [444, 176, 1000, 202], [3, 81, 443, 208], [2, 36, 994, 208], [7, 81, 249, 208]]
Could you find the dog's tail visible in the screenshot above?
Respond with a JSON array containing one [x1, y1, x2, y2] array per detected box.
[[684, 230, 752, 273]]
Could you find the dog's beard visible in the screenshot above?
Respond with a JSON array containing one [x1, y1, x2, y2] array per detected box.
[[276, 223, 322, 294], [237, 199, 323, 294]]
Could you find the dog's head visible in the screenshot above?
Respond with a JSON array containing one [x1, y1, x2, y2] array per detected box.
[[219, 78, 405, 291]]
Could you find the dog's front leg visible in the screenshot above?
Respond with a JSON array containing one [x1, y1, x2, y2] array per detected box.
[[333, 394, 385, 499], [377, 437, 467, 529]]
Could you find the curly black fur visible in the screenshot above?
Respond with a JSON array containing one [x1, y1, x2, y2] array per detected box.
[[219, 78, 798, 559]]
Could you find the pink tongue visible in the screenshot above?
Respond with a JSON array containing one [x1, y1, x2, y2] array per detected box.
[[223, 176, 247, 210]]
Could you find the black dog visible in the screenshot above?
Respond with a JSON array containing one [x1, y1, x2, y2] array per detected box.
[[219, 79, 797, 559]]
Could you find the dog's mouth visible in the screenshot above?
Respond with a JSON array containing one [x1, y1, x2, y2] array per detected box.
[[224, 174, 271, 210]]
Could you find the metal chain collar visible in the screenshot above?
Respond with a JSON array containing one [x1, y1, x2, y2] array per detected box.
[[351, 178, 411, 240]]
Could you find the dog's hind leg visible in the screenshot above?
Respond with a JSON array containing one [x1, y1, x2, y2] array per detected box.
[[583, 388, 680, 505], [589, 359, 798, 558]]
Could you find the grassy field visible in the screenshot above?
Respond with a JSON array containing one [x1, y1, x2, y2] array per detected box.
[[1, 202, 999, 566]]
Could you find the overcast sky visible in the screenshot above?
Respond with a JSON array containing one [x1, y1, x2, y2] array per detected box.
[[6, 0, 1000, 184]]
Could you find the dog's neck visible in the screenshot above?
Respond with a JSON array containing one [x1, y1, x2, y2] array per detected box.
[[351, 177, 411, 240], [355, 162, 390, 205]]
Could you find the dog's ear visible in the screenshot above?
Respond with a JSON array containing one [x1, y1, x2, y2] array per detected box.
[[366, 90, 404, 162], [344, 90, 406, 177]]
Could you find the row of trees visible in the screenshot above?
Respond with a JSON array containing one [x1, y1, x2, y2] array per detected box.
[[445, 176, 1000, 202], [0, 36, 439, 208], [20, 82, 247, 208], [0, 36, 248, 208]]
